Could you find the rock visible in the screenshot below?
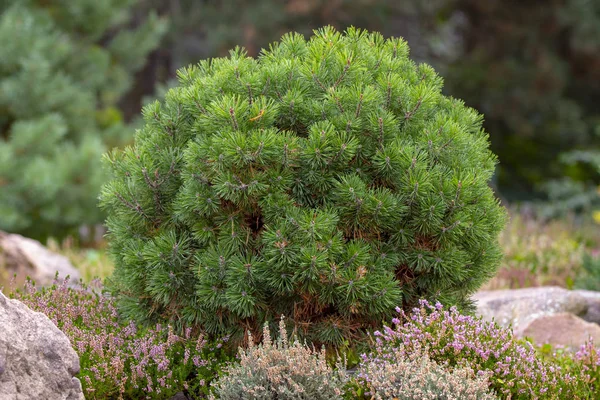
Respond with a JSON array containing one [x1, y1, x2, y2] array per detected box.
[[574, 289, 600, 325], [0, 230, 80, 288], [0, 291, 84, 399], [522, 312, 600, 351], [473, 286, 588, 336], [169, 392, 192, 400]]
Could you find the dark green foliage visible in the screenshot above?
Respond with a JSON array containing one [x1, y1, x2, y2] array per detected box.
[[101, 27, 506, 345], [539, 130, 600, 218], [0, 0, 166, 239], [445, 0, 600, 197]]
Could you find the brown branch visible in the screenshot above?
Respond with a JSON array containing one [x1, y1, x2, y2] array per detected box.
[[333, 59, 351, 88]]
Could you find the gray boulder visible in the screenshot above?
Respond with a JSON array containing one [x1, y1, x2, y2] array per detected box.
[[0, 290, 84, 400], [474, 286, 588, 336], [574, 289, 600, 325], [0, 230, 80, 288]]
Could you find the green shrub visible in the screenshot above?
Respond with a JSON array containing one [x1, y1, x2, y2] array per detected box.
[[210, 318, 347, 399], [100, 27, 506, 345], [0, 0, 166, 239]]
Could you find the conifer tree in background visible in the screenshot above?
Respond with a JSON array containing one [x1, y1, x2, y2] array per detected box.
[[101, 27, 506, 346], [0, 0, 166, 240]]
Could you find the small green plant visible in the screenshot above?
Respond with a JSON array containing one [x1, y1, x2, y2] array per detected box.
[[101, 26, 506, 345], [209, 318, 347, 399]]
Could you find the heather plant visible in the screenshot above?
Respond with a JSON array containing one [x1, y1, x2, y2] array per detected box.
[[374, 300, 587, 399], [354, 344, 497, 400], [537, 339, 600, 397], [573, 339, 600, 394], [100, 26, 506, 345], [8, 277, 231, 399], [209, 318, 347, 399]]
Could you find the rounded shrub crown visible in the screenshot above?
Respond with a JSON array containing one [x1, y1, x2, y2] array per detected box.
[[101, 27, 506, 345]]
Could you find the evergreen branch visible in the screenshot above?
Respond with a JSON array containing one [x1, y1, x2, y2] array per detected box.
[[374, 200, 383, 220], [229, 107, 239, 130], [251, 142, 265, 158], [141, 161, 177, 213], [334, 95, 344, 114], [333, 59, 351, 89], [408, 182, 419, 205], [355, 93, 363, 118], [312, 73, 327, 91], [262, 76, 271, 96], [142, 168, 163, 211], [114, 191, 150, 221], [378, 117, 385, 151], [345, 120, 353, 134], [328, 143, 348, 166], [246, 84, 254, 105], [404, 97, 423, 120], [282, 143, 289, 167], [194, 99, 208, 115], [344, 252, 359, 268], [374, 57, 383, 71], [453, 181, 463, 207], [386, 83, 392, 108], [441, 137, 454, 151]]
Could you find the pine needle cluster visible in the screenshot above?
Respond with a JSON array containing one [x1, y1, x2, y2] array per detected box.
[[101, 27, 506, 345]]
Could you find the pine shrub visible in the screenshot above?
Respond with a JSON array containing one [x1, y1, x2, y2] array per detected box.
[[100, 27, 506, 344], [0, 0, 166, 239]]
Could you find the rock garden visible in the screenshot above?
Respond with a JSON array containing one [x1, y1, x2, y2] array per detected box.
[[2, 3, 600, 399]]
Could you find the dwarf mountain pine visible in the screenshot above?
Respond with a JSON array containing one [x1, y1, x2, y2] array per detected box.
[[101, 27, 506, 345]]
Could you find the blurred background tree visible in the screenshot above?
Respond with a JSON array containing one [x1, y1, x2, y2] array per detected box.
[[0, 0, 166, 240]]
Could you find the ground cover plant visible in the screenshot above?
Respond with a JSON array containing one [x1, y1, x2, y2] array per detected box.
[[5, 277, 599, 398], [8, 277, 232, 399], [355, 345, 496, 400], [364, 300, 597, 399], [100, 26, 506, 346], [210, 318, 347, 399]]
